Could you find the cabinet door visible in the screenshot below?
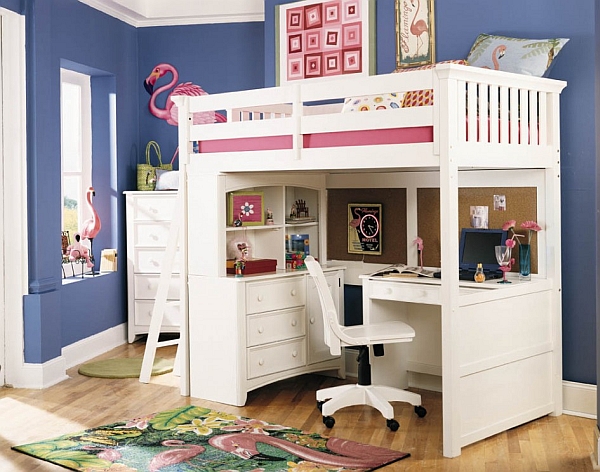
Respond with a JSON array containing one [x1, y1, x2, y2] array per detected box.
[[307, 270, 341, 365]]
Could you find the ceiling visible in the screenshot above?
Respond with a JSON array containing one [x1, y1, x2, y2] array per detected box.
[[78, 0, 265, 26]]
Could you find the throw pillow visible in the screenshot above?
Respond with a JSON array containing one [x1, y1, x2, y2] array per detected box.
[[466, 34, 569, 77], [341, 93, 403, 113]]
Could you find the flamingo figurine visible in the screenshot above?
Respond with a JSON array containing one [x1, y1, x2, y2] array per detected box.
[[80, 186, 101, 271], [144, 63, 227, 126], [410, 0, 429, 56]]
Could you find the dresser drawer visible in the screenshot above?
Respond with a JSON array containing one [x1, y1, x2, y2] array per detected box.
[[134, 248, 181, 274], [247, 308, 305, 347], [246, 278, 305, 314], [134, 274, 180, 300], [133, 222, 173, 247], [247, 339, 305, 379], [369, 280, 441, 305], [134, 300, 181, 327], [132, 195, 176, 221]]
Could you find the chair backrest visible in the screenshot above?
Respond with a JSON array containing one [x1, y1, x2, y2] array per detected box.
[[304, 255, 344, 356]]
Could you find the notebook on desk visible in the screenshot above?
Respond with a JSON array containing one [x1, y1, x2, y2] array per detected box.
[[458, 228, 508, 280]]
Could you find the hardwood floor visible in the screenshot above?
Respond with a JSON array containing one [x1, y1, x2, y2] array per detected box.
[[1, 340, 596, 471]]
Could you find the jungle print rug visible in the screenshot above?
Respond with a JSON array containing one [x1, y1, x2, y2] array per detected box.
[[12, 405, 409, 471]]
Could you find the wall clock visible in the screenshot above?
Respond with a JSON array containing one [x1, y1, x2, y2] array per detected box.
[[348, 203, 382, 255]]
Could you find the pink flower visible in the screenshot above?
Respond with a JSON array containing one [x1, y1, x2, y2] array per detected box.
[[502, 220, 516, 231], [505, 238, 516, 249], [521, 220, 542, 232], [413, 237, 423, 251]]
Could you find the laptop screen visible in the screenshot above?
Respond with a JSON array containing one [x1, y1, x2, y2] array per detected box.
[[459, 228, 508, 272]]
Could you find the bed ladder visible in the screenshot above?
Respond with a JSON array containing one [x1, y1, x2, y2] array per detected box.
[[139, 186, 188, 393]]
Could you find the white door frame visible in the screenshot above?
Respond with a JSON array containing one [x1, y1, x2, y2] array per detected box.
[[1, 8, 28, 388]]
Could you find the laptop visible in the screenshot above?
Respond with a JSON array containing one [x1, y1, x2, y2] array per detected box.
[[458, 228, 508, 280]]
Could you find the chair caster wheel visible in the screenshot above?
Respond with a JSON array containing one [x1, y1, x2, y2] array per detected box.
[[414, 405, 427, 418], [323, 416, 335, 428], [386, 419, 400, 431]]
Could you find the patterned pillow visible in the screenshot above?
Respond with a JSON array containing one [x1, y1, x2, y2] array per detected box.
[[467, 34, 569, 77], [394, 60, 468, 108], [341, 93, 403, 113]]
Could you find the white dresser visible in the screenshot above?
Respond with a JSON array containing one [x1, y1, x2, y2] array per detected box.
[[125, 191, 181, 343]]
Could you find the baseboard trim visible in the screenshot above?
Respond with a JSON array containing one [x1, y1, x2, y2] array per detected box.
[[563, 381, 596, 419], [62, 323, 128, 369], [7, 324, 127, 389]]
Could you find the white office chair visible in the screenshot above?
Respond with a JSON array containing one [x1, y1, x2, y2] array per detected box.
[[304, 255, 426, 431]]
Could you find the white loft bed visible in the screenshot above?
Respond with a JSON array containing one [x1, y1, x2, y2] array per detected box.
[[145, 64, 566, 458]]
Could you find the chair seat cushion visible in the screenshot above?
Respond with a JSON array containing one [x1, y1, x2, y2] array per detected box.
[[342, 320, 415, 344]]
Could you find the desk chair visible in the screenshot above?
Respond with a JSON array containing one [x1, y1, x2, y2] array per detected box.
[[305, 256, 426, 431]]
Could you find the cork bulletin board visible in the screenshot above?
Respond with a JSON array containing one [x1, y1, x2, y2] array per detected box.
[[328, 187, 538, 271]]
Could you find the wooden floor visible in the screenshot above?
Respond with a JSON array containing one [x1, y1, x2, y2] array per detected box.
[[1, 340, 596, 471]]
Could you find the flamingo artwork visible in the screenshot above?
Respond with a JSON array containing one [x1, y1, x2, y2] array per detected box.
[[148, 439, 205, 471], [80, 186, 101, 266], [208, 433, 407, 469], [410, 0, 429, 56], [144, 63, 227, 126]]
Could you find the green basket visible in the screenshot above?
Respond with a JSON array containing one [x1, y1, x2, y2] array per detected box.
[[137, 141, 172, 191]]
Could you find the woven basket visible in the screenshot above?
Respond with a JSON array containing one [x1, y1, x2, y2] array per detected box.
[[137, 141, 172, 191]]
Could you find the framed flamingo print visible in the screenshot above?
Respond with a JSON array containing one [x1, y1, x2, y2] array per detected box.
[[276, 0, 376, 85], [395, 0, 435, 68]]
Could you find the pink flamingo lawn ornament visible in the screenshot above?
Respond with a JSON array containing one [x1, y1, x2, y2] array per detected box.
[[80, 186, 101, 269], [410, 0, 429, 56], [148, 440, 205, 471], [144, 63, 227, 126]]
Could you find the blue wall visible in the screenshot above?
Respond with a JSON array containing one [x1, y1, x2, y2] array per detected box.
[[137, 23, 265, 166], [3, 0, 597, 388]]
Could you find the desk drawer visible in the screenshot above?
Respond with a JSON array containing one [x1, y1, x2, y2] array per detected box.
[[134, 274, 180, 300], [369, 281, 440, 305], [134, 300, 181, 327], [246, 278, 305, 314], [247, 339, 305, 379], [132, 195, 176, 221], [247, 308, 305, 347], [134, 248, 181, 274]]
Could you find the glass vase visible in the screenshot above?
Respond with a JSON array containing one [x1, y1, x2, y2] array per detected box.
[[519, 243, 531, 281]]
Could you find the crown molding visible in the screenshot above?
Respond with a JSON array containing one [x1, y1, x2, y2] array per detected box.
[[78, 0, 265, 27]]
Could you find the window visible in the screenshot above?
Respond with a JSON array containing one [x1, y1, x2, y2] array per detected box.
[[60, 69, 92, 237]]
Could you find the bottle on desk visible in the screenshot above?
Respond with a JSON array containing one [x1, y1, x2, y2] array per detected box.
[[474, 263, 486, 283]]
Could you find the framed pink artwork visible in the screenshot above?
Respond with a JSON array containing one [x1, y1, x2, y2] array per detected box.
[[228, 192, 265, 226], [277, 0, 375, 85]]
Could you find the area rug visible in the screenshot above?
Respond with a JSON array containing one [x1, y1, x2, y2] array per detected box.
[[12, 405, 409, 471], [77, 357, 173, 378]]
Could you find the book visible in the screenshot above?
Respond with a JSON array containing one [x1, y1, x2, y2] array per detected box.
[[370, 264, 438, 278]]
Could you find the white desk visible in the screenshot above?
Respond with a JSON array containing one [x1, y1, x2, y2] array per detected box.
[[361, 273, 562, 458]]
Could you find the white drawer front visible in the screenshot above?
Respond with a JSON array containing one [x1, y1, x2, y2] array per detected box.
[[247, 339, 305, 379], [134, 248, 180, 274], [247, 308, 305, 347], [133, 222, 173, 247], [246, 278, 305, 314], [369, 281, 440, 305], [134, 274, 180, 300], [134, 300, 181, 328], [133, 195, 176, 221]]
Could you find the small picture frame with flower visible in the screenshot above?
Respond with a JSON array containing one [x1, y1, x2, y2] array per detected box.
[[228, 191, 265, 226]]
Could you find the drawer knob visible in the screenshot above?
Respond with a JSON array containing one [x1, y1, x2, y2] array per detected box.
[[150, 234, 158, 241], [258, 327, 264, 334], [291, 319, 297, 327], [258, 359, 264, 366], [385, 288, 392, 295], [150, 259, 159, 267], [292, 350, 298, 358], [290, 289, 297, 296], [149, 207, 158, 214], [310, 317, 315, 324], [257, 294, 264, 302]]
